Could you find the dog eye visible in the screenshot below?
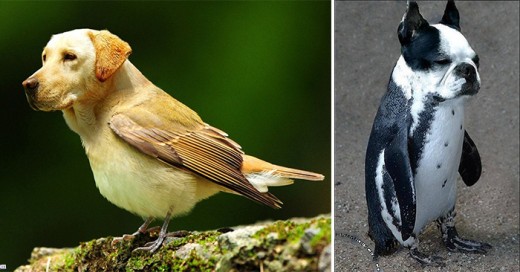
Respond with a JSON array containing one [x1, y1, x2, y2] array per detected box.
[[64, 53, 77, 61], [42, 54, 46, 62], [434, 59, 451, 65]]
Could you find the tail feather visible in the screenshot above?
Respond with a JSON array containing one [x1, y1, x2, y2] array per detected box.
[[246, 171, 294, 193], [239, 154, 324, 206], [269, 164, 325, 181], [241, 155, 325, 181]]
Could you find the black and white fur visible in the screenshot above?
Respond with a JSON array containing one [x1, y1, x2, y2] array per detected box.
[[365, 0, 491, 266]]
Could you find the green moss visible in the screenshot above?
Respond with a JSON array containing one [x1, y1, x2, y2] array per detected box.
[[310, 217, 331, 247], [164, 231, 220, 250], [253, 220, 297, 241], [61, 251, 77, 270], [252, 216, 331, 246], [16, 215, 330, 272], [224, 216, 331, 271]]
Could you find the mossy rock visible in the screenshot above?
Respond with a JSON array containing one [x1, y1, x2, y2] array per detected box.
[[15, 214, 331, 272]]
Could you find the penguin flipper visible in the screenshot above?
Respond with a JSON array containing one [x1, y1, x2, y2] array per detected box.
[[458, 130, 481, 187], [384, 125, 416, 241]]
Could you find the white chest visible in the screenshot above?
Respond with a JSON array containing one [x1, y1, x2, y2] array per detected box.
[[413, 102, 465, 233], [82, 131, 219, 219]]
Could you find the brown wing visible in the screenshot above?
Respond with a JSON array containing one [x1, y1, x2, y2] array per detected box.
[[109, 113, 282, 208]]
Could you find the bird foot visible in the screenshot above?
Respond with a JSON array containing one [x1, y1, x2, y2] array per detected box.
[[445, 235, 492, 254], [409, 248, 446, 267], [111, 226, 162, 246], [131, 230, 189, 253], [111, 233, 137, 246], [437, 212, 492, 254], [133, 234, 166, 253]]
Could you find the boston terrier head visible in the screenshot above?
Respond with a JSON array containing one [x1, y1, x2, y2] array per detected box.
[[393, 0, 480, 101]]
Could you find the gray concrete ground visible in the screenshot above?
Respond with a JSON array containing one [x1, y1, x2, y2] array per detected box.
[[334, 1, 519, 271]]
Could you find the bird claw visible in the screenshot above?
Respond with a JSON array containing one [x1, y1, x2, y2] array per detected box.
[[111, 225, 163, 247], [111, 233, 138, 246], [112, 214, 175, 254], [132, 230, 190, 253], [133, 235, 165, 254], [437, 215, 492, 254], [445, 236, 492, 254], [409, 248, 446, 267]]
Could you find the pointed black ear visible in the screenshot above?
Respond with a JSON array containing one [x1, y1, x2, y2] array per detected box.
[[440, 0, 460, 31], [398, 1, 429, 45]]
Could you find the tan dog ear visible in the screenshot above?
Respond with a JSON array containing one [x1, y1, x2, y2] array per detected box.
[[88, 30, 132, 82]]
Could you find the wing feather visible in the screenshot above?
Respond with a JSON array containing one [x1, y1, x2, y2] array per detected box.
[[383, 118, 416, 241], [458, 130, 482, 187], [109, 113, 282, 208]]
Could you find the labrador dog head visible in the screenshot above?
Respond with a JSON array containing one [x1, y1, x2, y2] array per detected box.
[[22, 29, 132, 111]]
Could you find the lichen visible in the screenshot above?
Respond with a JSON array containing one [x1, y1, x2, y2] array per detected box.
[[219, 215, 331, 271]]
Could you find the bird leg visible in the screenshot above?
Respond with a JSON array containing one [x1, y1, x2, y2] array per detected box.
[[133, 212, 172, 253], [436, 210, 492, 253]]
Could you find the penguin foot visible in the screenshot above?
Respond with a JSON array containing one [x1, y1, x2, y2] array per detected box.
[[437, 210, 492, 254], [409, 248, 445, 267], [444, 233, 492, 253], [437, 213, 492, 254]]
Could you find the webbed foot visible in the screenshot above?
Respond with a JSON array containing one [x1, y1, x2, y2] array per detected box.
[[409, 247, 445, 267], [437, 210, 492, 254]]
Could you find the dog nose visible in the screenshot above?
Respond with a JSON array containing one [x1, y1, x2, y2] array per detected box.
[[22, 77, 39, 93], [456, 63, 480, 95], [455, 63, 475, 78]]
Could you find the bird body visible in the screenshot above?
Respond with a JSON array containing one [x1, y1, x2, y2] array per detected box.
[[23, 29, 323, 251]]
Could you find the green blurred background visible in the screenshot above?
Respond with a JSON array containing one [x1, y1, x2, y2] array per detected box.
[[0, 1, 330, 268]]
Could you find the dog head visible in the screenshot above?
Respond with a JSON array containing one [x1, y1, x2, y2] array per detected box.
[[392, 0, 480, 101], [22, 29, 132, 111]]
